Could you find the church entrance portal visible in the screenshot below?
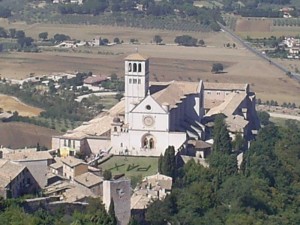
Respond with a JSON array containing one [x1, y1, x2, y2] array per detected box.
[[141, 135, 156, 150]]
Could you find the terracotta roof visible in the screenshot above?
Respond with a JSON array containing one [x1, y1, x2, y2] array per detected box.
[[0, 159, 26, 188], [204, 82, 248, 91], [205, 92, 247, 117], [151, 81, 200, 109], [63, 100, 125, 139], [61, 156, 86, 168], [188, 140, 212, 149], [49, 161, 63, 169], [74, 172, 103, 188], [4, 151, 53, 162], [142, 173, 172, 190], [226, 115, 249, 132], [125, 53, 149, 61], [84, 75, 108, 85]]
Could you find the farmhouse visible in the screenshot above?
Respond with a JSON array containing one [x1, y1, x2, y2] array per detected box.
[[52, 53, 259, 157]]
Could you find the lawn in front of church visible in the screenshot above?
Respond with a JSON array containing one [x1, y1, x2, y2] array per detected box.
[[98, 155, 158, 180]]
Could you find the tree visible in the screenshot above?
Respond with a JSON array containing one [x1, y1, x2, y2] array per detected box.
[[199, 39, 205, 46], [174, 35, 198, 46], [113, 37, 120, 44], [257, 111, 270, 126], [53, 33, 70, 43], [39, 32, 48, 40], [108, 198, 117, 225], [161, 146, 176, 178], [36, 142, 41, 151], [103, 170, 112, 180], [213, 115, 232, 154], [15, 30, 25, 39], [9, 28, 16, 38], [232, 133, 244, 152], [153, 35, 163, 44], [158, 153, 163, 173], [211, 63, 224, 73]]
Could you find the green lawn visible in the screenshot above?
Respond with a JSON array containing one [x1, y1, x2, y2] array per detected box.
[[99, 156, 158, 178]]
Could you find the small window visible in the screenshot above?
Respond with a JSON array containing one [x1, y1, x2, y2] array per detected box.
[[114, 127, 117, 132], [128, 63, 132, 72], [133, 79, 137, 84], [207, 91, 211, 95], [146, 105, 151, 110], [129, 79, 132, 84], [138, 63, 142, 72], [121, 143, 123, 147], [133, 63, 137, 72], [217, 92, 221, 95], [138, 79, 141, 84], [64, 139, 67, 146], [73, 140, 75, 148]]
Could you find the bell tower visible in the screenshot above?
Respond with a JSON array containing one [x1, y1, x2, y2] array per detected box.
[[124, 53, 150, 124]]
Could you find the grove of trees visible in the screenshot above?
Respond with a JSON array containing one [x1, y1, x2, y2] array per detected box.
[[145, 116, 300, 224]]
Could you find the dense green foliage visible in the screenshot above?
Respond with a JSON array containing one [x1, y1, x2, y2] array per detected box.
[[0, 197, 116, 225], [146, 121, 300, 224], [158, 146, 176, 179]]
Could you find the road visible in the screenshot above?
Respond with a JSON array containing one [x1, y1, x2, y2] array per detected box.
[[219, 23, 300, 82], [269, 112, 300, 121]]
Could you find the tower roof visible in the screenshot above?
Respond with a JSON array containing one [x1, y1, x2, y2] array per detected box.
[[125, 53, 149, 61]]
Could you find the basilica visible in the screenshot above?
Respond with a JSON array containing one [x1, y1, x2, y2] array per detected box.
[[52, 53, 260, 157]]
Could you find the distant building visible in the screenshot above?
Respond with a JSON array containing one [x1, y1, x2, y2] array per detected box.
[[52, 53, 259, 158], [74, 172, 103, 196]]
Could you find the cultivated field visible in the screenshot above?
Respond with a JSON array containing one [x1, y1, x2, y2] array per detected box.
[[0, 94, 43, 116], [235, 17, 300, 38], [0, 21, 300, 105], [0, 122, 60, 149]]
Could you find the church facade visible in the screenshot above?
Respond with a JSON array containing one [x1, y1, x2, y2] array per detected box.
[[52, 53, 259, 157]]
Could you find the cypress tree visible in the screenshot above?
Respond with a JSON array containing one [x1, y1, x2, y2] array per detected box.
[[162, 146, 176, 178], [158, 153, 163, 173], [108, 198, 117, 225]]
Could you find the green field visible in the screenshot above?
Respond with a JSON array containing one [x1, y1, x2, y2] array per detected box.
[[99, 156, 158, 178]]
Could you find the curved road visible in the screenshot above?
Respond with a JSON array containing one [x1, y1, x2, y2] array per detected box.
[[219, 23, 300, 82]]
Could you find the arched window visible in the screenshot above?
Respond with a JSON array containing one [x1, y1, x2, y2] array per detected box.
[[128, 63, 132, 72], [143, 138, 148, 148], [138, 63, 142, 72], [149, 138, 154, 149], [141, 135, 155, 149], [114, 127, 117, 132], [133, 63, 137, 72]]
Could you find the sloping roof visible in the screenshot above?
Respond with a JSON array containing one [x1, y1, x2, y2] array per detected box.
[[0, 159, 26, 188], [4, 151, 53, 162], [204, 82, 248, 91], [84, 75, 108, 85], [131, 191, 152, 210], [125, 53, 149, 61], [226, 115, 249, 132], [205, 92, 247, 117], [151, 81, 199, 109], [62, 100, 125, 139], [49, 161, 63, 169], [63, 186, 96, 203], [61, 156, 86, 168], [188, 140, 212, 149], [74, 172, 103, 188], [142, 173, 172, 190]]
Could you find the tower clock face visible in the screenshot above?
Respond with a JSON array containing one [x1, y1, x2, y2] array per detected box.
[[143, 116, 154, 127]]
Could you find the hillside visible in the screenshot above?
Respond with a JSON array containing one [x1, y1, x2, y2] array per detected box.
[[0, 122, 60, 149]]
